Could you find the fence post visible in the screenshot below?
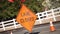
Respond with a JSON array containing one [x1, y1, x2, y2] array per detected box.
[[38, 13, 42, 24], [1, 22, 5, 31], [45, 11, 48, 18], [13, 19, 17, 28], [51, 9, 56, 21]]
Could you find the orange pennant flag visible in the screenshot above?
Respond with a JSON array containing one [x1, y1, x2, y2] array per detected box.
[[16, 4, 37, 32]]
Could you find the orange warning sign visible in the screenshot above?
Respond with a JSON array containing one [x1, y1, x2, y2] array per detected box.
[[16, 4, 37, 32]]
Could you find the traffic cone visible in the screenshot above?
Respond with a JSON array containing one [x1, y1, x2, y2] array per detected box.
[[50, 21, 55, 32]]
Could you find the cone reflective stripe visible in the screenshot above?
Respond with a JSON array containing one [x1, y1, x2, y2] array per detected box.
[[50, 21, 53, 26], [50, 21, 55, 31]]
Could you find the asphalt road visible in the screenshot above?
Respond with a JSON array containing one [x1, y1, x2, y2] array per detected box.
[[0, 21, 60, 34]]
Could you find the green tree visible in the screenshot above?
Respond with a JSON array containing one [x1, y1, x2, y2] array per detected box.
[[0, 0, 45, 21], [0, 0, 20, 21]]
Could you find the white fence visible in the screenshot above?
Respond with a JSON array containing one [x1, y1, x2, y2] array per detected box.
[[0, 7, 60, 32], [36, 7, 60, 24]]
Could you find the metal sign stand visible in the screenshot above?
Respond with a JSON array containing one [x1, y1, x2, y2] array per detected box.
[[24, 32, 40, 34]]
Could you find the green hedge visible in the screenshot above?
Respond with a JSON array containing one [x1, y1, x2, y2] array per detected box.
[[0, 0, 44, 21]]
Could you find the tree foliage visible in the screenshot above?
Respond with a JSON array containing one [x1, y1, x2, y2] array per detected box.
[[0, 0, 20, 21], [0, 0, 60, 21], [0, 0, 44, 21]]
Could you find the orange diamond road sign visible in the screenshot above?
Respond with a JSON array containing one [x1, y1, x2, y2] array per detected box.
[[16, 4, 37, 32]]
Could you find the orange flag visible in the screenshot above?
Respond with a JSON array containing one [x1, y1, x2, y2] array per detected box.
[[16, 4, 37, 32]]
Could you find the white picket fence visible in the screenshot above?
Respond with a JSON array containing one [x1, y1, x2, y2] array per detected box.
[[0, 7, 60, 32]]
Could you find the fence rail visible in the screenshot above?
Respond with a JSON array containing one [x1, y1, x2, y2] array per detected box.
[[0, 7, 60, 32]]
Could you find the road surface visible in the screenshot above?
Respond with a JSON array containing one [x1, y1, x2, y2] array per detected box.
[[0, 21, 60, 34]]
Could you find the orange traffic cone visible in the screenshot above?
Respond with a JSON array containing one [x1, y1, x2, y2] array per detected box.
[[50, 21, 55, 32]]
